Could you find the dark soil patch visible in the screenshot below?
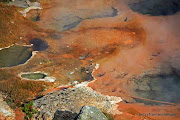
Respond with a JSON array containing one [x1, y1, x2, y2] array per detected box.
[[31, 13, 40, 22], [80, 67, 94, 81], [30, 38, 48, 51]]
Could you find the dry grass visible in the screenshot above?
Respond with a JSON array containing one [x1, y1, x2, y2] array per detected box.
[[0, 3, 54, 108], [0, 3, 46, 48], [0, 4, 21, 47], [0, 69, 45, 108], [0, 0, 12, 2]]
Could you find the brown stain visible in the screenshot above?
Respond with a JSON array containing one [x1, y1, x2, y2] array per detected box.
[[59, 18, 146, 55], [15, 108, 24, 120]]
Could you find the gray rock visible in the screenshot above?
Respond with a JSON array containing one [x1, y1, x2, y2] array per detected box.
[[0, 93, 15, 119], [33, 86, 121, 119], [9, 0, 29, 8], [53, 110, 78, 120], [77, 106, 108, 120]]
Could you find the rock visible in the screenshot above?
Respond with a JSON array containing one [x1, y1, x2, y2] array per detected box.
[[33, 85, 122, 119], [53, 110, 78, 120], [9, 0, 30, 8], [0, 93, 15, 119], [9, 0, 42, 17], [149, 58, 153, 60], [77, 106, 108, 120], [43, 77, 56, 82], [79, 52, 90, 60], [124, 17, 127, 21], [152, 52, 160, 56], [97, 72, 106, 77], [42, 111, 53, 120]]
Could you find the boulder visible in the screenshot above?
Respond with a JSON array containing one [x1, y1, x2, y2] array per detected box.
[[53, 110, 77, 120], [77, 106, 108, 120], [0, 93, 15, 120]]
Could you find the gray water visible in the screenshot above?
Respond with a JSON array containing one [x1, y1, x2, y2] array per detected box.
[[129, 0, 180, 16], [62, 7, 118, 31], [0, 45, 32, 68], [133, 73, 180, 105]]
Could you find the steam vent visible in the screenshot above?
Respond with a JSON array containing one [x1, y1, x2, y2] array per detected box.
[[0, 0, 179, 120]]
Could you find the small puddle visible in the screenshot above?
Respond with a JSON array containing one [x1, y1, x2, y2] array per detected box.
[[0, 45, 32, 68], [19, 72, 56, 82], [21, 73, 46, 80]]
